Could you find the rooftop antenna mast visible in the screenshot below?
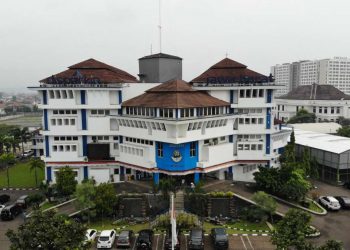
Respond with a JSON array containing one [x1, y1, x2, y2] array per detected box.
[[158, 0, 162, 53]]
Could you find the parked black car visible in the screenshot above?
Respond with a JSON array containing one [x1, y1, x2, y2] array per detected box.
[[0, 194, 10, 204], [1, 204, 22, 221], [164, 229, 180, 250], [116, 230, 134, 248], [335, 196, 350, 209], [188, 228, 204, 250], [211, 228, 228, 249], [136, 229, 153, 249]]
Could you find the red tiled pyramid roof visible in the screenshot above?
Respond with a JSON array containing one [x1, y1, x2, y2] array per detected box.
[[191, 58, 268, 83], [122, 79, 229, 108], [40, 58, 138, 84]]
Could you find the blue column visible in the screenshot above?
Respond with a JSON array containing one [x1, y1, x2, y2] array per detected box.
[[83, 166, 88, 180], [46, 166, 52, 182], [33, 149, 37, 157], [228, 166, 233, 174], [42, 90, 47, 105], [194, 172, 200, 184], [81, 109, 87, 130], [43, 109, 48, 130], [266, 108, 271, 129], [120, 166, 125, 175], [80, 90, 86, 104], [45, 136, 49, 157], [230, 90, 234, 103], [265, 134, 271, 155], [118, 90, 123, 104], [153, 172, 159, 185], [82, 135, 87, 156], [267, 89, 272, 103]]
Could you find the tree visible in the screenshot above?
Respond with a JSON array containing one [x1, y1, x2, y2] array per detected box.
[[56, 166, 77, 197], [6, 209, 88, 250], [11, 127, 30, 155], [252, 191, 277, 223], [29, 158, 44, 187], [337, 125, 350, 138], [318, 240, 343, 250], [281, 130, 296, 163], [0, 153, 15, 187], [75, 179, 96, 223], [253, 166, 283, 195], [271, 209, 312, 250], [94, 183, 117, 217], [287, 109, 316, 124], [280, 169, 311, 202]]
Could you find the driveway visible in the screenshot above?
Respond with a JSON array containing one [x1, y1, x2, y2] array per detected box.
[[0, 190, 38, 250], [203, 180, 350, 248]]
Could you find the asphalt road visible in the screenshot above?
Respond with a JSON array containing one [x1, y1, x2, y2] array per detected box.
[[91, 234, 275, 250], [0, 190, 38, 250]]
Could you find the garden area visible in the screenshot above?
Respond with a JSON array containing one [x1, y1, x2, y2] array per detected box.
[[0, 160, 44, 188]]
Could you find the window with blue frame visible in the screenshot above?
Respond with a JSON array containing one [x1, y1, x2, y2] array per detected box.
[[157, 142, 163, 157], [190, 142, 196, 157]]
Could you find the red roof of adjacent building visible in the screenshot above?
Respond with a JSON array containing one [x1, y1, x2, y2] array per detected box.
[[122, 79, 230, 108], [191, 58, 268, 83], [40, 58, 138, 84]]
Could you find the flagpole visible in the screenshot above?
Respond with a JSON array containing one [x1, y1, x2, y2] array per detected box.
[[171, 193, 175, 250]]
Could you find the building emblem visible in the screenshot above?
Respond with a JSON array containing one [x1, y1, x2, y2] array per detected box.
[[171, 150, 182, 162]]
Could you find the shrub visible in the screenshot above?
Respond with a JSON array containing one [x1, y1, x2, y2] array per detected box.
[[310, 191, 320, 201], [28, 193, 45, 206]]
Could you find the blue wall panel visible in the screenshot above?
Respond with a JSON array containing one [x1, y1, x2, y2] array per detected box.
[[45, 136, 49, 157], [81, 109, 87, 130], [153, 172, 159, 185], [230, 90, 234, 103], [265, 134, 271, 155], [267, 89, 272, 103], [42, 90, 47, 105], [44, 109, 48, 130], [82, 135, 87, 156], [156, 142, 198, 171], [83, 166, 88, 180], [46, 166, 52, 182], [266, 108, 271, 129], [80, 90, 86, 104]]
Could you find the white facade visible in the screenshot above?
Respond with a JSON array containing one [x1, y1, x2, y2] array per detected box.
[[276, 98, 350, 123], [30, 60, 290, 185]]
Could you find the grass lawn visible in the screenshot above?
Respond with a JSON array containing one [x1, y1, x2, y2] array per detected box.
[[40, 201, 58, 211], [0, 160, 44, 188], [87, 218, 150, 233], [307, 200, 324, 213]]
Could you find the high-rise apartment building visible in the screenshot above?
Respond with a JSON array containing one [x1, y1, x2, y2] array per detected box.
[[272, 57, 350, 96]]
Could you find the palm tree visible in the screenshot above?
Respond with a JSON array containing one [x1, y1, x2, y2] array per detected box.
[[11, 127, 29, 155], [0, 153, 15, 187], [30, 158, 44, 187]]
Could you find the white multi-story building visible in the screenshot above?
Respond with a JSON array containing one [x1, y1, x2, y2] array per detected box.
[[271, 63, 293, 97], [29, 56, 290, 185], [272, 57, 350, 95], [276, 83, 350, 123]]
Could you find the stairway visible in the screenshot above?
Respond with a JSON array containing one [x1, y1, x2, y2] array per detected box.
[[173, 191, 184, 212]]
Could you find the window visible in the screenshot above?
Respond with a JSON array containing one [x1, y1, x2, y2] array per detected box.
[[252, 89, 257, 98], [125, 168, 131, 174], [258, 144, 263, 150], [114, 169, 119, 175], [246, 89, 251, 98], [240, 89, 244, 98], [239, 118, 244, 124], [258, 118, 264, 124], [244, 144, 250, 150], [70, 119, 75, 125], [157, 142, 163, 157], [51, 119, 56, 126], [190, 142, 196, 157], [324, 107, 328, 114], [331, 107, 334, 114], [337, 107, 340, 114], [313, 107, 316, 113], [319, 107, 322, 113], [259, 89, 264, 97], [238, 144, 243, 150]]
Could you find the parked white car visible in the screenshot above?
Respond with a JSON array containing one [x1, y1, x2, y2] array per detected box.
[[84, 229, 97, 244], [0, 204, 5, 214], [318, 196, 341, 211], [22, 150, 33, 158], [97, 230, 116, 249]]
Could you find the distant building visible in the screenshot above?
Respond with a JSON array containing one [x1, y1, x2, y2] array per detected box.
[[290, 123, 341, 134], [292, 129, 350, 183], [271, 57, 350, 96], [0, 103, 6, 115], [276, 84, 350, 123]]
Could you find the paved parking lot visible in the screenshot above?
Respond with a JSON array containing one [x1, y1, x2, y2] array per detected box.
[[0, 190, 38, 250], [91, 234, 275, 250]]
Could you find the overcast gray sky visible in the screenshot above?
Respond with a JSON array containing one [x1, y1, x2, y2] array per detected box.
[[1, 0, 349, 92]]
